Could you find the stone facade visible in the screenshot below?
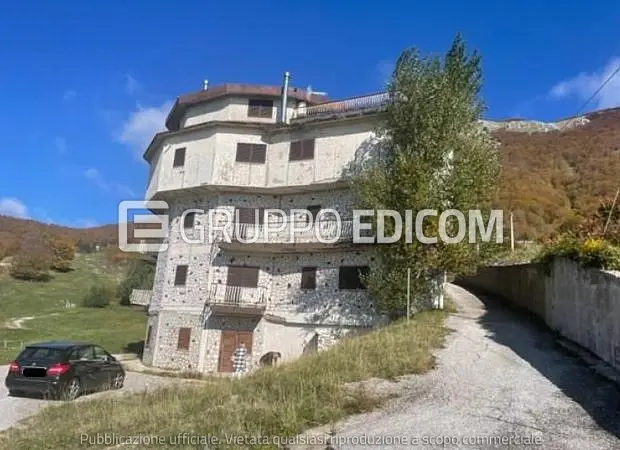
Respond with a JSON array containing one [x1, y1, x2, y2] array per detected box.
[[141, 85, 384, 373]]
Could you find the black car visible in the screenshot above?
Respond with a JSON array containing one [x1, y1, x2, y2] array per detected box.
[[5, 340, 125, 400]]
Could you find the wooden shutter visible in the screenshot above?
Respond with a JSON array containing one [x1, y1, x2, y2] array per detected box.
[[289, 141, 302, 161], [226, 266, 259, 288], [236, 143, 252, 162], [177, 327, 191, 350], [183, 212, 195, 228], [248, 99, 273, 118], [173, 148, 186, 167], [236, 207, 264, 224], [250, 144, 267, 163], [301, 267, 317, 289], [174, 265, 188, 286], [302, 139, 315, 160]]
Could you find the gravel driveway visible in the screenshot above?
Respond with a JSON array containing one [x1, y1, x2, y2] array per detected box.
[[0, 366, 184, 432], [332, 284, 620, 449]]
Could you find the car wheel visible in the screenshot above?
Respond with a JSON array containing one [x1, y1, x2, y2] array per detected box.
[[111, 372, 124, 390], [62, 378, 81, 400]]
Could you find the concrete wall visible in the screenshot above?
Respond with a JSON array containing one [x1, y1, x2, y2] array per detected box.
[[145, 118, 377, 198], [457, 257, 620, 370]]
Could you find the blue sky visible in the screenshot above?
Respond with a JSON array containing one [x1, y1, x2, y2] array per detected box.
[[1, 0, 619, 227]]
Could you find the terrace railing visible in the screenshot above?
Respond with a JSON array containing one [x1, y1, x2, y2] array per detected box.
[[292, 92, 391, 120]]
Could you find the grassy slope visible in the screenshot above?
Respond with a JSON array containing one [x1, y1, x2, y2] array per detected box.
[[0, 253, 146, 363], [3, 310, 447, 450]]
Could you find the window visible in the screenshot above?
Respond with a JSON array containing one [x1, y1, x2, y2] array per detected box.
[[68, 346, 92, 361], [183, 212, 195, 229], [236, 143, 267, 163], [338, 266, 369, 290], [307, 205, 321, 223], [20, 347, 66, 361], [174, 265, 188, 286], [301, 267, 317, 290], [248, 99, 274, 118], [177, 328, 191, 350], [146, 325, 153, 348], [289, 139, 315, 161], [93, 346, 108, 361], [226, 266, 260, 288], [235, 207, 265, 224], [173, 147, 186, 167]]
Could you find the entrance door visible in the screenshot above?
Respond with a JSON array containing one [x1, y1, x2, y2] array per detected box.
[[218, 330, 254, 372]]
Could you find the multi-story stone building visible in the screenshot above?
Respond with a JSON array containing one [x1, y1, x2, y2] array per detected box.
[[140, 74, 391, 373]]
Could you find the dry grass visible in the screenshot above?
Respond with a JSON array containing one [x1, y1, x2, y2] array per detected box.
[[2, 310, 447, 450]]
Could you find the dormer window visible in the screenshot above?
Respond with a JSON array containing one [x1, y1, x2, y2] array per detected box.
[[248, 99, 274, 118]]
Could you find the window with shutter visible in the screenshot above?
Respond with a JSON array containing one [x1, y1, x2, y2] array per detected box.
[[301, 267, 317, 290], [173, 148, 186, 167], [289, 139, 315, 161], [226, 266, 260, 288], [177, 327, 191, 350], [183, 212, 195, 228], [235, 207, 264, 224], [338, 266, 369, 290], [174, 265, 188, 286], [236, 143, 267, 163], [307, 205, 321, 223], [248, 99, 274, 118]]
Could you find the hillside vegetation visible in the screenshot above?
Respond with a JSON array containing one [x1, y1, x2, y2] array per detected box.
[[1, 311, 447, 450], [0, 252, 147, 363], [492, 107, 620, 240]]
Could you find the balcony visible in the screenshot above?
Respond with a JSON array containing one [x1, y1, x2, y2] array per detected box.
[[292, 92, 391, 122], [220, 219, 356, 253], [206, 284, 267, 316]]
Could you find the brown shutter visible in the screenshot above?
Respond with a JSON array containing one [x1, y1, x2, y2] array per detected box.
[[236, 207, 264, 224], [183, 212, 195, 228], [289, 141, 302, 161], [302, 139, 315, 160], [177, 327, 191, 350], [307, 205, 321, 222], [173, 148, 186, 167], [236, 143, 252, 162], [301, 267, 317, 289], [251, 144, 267, 163], [226, 266, 259, 288], [174, 265, 188, 286], [248, 99, 273, 118]]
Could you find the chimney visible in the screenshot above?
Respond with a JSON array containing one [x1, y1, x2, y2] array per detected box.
[[203, 80, 209, 91], [280, 72, 290, 123]]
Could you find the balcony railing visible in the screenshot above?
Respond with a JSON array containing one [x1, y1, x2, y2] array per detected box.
[[293, 92, 391, 120], [226, 219, 355, 244], [207, 284, 267, 307]]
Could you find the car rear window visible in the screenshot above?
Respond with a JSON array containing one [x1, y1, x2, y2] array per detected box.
[[18, 347, 67, 361]]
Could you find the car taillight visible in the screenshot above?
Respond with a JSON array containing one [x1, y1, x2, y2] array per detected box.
[[47, 362, 71, 377], [8, 361, 20, 374]]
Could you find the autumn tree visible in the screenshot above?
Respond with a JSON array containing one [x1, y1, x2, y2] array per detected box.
[[48, 236, 76, 272], [9, 232, 54, 281], [350, 33, 501, 316]]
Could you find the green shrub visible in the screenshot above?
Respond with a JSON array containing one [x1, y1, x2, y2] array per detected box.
[[82, 284, 114, 308], [117, 259, 155, 306], [535, 236, 620, 274]]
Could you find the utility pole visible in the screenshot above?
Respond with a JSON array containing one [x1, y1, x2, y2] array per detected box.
[[406, 268, 411, 322], [603, 186, 620, 236], [510, 211, 515, 252]]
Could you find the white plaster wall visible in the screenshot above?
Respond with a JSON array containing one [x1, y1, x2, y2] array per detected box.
[[181, 96, 299, 127], [145, 118, 378, 197]]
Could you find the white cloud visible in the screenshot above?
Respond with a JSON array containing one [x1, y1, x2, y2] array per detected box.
[[117, 101, 172, 158], [54, 137, 68, 154], [0, 197, 29, 218], [550, 57, 620, 109], [84, 167, 109, 191], [124, 74, 142, 95], [63, 89, 77, 101]]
